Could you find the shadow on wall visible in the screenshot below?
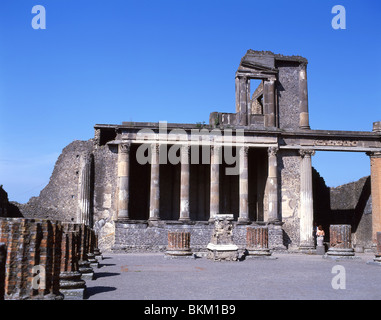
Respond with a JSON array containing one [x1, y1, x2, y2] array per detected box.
[[312, 168, 372, 245]]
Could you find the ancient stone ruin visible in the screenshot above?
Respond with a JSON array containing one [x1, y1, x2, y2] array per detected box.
[[1, 50, 381, 257], [207, 215, 239, 261]]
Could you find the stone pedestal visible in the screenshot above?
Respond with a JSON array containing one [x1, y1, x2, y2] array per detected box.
[[207, 215, 238, 261], [166, 232, 192, 256], [325, 225, 356, 259], [246, 226, 271, 256]]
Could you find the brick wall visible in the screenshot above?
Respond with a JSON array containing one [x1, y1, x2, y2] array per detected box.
[[0, 218, 95, 300]]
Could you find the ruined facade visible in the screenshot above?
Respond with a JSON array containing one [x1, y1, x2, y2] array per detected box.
[[8, 50, 381, 253]]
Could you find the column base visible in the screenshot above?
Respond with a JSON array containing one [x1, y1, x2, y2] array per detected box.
[[237, 217, 250, 225]]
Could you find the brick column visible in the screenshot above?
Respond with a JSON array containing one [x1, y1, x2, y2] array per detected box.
[[149, 143, 160, 221], [0, 243, 5, 300], [117, 143, 131, 220], [166, 232, 192, 256], [326, 224, 355, 257], [246, 226, 271, 256], [369, 151, 381, 245], [179, 145, 190, 222], [238, 146, 250, 224], [59, 230, 86, 300], [299, 149, 315, 250], [0, 218, 63, 300], [267, 147, 279, 222], [209, 145, 221, 222]]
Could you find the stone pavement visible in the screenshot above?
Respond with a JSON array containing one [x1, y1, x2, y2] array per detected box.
[[85, 252, 381, 300]]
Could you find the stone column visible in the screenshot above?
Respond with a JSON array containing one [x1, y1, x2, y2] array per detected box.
[[267, 147, 279, 222], [238, 146, 250, 224], [117, 143, 131, 220], [369, 150, 381, 245], [299, 149, 315, 250], [77, 152, 93, 226], [149, 143, 160, 221], [326, 224, 355, 257], [235, 76, 248, 126], [264, 79, 276, 128], [179, 145, 190, 222], [298, 63, 310, 129], [209, 145, 221, 222]]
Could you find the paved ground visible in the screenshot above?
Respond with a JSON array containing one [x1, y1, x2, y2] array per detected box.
[[85, 252, 381, 300]]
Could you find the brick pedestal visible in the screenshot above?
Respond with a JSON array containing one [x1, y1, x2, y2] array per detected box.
[[166, 232, 192, 256], [246, 226, 271, 256], [326, 224, 355, 258]]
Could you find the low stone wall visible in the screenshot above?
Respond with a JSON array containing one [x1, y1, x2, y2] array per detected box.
[[113, 221, 286, 253]]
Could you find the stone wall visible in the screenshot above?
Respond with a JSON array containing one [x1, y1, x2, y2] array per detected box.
[[113, 221, 284, 253], [278, 150, 301, 249], [13, 139, 119, 253], [276, 61, 301, 130], [329, 176, 372, 249]]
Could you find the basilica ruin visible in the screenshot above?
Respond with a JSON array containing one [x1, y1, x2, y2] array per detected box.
[[6, 50, 381, 255]]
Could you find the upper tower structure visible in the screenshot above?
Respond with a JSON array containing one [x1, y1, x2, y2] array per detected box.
[[210, 50, 310, 130]]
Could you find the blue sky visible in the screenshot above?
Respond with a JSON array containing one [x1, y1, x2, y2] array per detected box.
[[0, 0, 380, 203]]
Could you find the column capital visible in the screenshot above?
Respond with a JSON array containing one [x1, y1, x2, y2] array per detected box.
[[366, 151, 381, 158], [267, 146, 279, 157], [299, 149, 315, 158], [240, 146, 249, 156], [118, 142, 131, 154]]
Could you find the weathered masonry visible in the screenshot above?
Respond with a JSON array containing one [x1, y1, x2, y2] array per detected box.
[[10, 50, 381, 253]]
